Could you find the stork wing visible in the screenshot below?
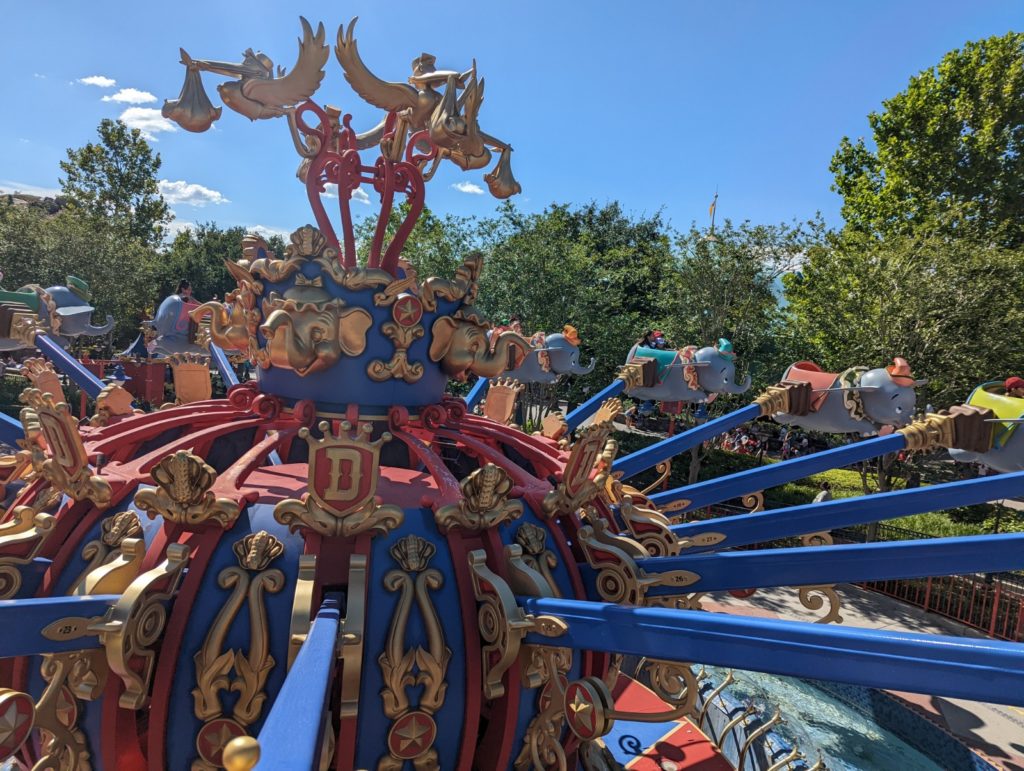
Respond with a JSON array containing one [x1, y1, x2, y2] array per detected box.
[[335, 17, 418, 113], [241, 17, 329, 109]]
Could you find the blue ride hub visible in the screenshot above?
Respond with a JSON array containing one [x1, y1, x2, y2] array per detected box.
[[0, 220, 635, 770]]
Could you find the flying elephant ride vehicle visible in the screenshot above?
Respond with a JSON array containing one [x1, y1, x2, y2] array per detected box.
[[0, 276, 114, 352], [3, 16, 1024, 771], [948, 378, 1024, 472]]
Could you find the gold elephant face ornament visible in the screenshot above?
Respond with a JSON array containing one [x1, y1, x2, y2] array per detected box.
[[429, 313, 530, 380], [259, 297, 372, 377]]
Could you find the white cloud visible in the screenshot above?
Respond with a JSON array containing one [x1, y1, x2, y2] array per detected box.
[[249, 225, 291, 241], [78, 75, 116, 87], [33, 73, 46, 80], [165, 215, 197, 240], [451, 181, 484, 195], [158, 179, 229, 207], [102, 88, 157, 105], [0, 180, 61, 198], [322, 184, 371, 205], [118, 107, 177, 141]]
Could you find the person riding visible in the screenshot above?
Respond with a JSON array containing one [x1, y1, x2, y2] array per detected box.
[[176, 279, 193, 301], [1004, 376, 1024, 398]]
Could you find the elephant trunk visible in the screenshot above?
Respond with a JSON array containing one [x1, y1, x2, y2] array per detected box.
[[78, 315, 116, 336], [571, 356, 596, 376], [723, 373, 752, 394]]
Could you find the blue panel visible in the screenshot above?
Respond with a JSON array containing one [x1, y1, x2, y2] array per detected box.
[[650, 433, 906, 511], [520, 597, 1024, 706], [638, 532, 1024, 593], [464, 377, 489, 411], [355, 508, 467, 771], [565, 379, 626, 432], [36, 333, 107, 399], [0, 595, 114, 657], [671, 470, 1024, 552], [613, 403, 762, 480], [253, 286, 459, 409], [256, 595, 341, 770], [164, 503, 305, 770]]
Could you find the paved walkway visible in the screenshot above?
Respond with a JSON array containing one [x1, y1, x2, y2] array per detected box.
[[703, 585, 1024, 770]]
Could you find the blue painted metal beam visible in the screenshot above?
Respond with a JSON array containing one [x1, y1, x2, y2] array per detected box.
[[565, 379, 627, 432], [637, 532, 1024, 594], [36, 333, 106, 399], [613, 403, 762, 480], [650, 432, 907, 512], [670, 470, 1024, 553], [256, 595, 340, 770], [520, 597, 1024, 706], [209, 344, 239, 388], [0, 594, 115, 657], [465, 377, 489, 411]]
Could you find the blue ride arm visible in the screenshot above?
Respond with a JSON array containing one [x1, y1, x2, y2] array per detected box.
[[637, 531, 1024, 594], [0, 412, 24, 446], [256, 595, 341, 769], [565, 379, 627, 432], [650, 432, 907, 512], [520, 597, 1024, 706], [670, 469, 1024, 553], [465, 377, 489, 411], [209, 344, 239, 388], [0, 594, 116, 657], [36, 333, 106, 399], [613, 403, 762, 480]]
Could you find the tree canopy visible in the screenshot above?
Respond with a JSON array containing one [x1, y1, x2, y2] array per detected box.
[[831, 32, 1024, 247], [59, 119, 171, 246]]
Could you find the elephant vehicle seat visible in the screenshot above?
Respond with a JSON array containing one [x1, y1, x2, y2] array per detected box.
[[966, 382, 1024, 448], [629, 346, 680, 387], [782, 361, 840, 412]]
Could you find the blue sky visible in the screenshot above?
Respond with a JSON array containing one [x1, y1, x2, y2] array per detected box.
[[1, 1, 1020, 241]]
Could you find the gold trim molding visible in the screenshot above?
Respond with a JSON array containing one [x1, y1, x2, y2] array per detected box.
[[134, 451, 242, 530], [435, 464, 523, 533]]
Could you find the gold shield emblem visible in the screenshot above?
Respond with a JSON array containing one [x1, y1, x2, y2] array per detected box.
[[275, 420, 403, 538], [19, 388, 111, 506]]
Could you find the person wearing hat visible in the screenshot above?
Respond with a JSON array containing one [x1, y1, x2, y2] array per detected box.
[[1004, 377, 1024, 398]]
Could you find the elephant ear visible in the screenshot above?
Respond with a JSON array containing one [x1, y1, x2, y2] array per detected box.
[[429, 317, 458, 362], [337, 308, 373, 356]]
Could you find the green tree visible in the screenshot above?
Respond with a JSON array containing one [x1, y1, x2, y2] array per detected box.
[[353, 203, 477, 279], [831, 33, 1024, 247], [476, 201, 677, 404], [160, 224, 260, 305], [0, 200, 160, 345], [60, 119, 171, 246], [785, 233, 1024, 406], [658, 218, 821, 482], [663, 218, 822, 393]]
